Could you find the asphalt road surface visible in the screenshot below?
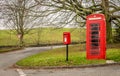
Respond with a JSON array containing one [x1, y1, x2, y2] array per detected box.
[[0, 46, 120, 76]]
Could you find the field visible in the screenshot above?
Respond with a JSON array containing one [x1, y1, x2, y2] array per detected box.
[[0, 28, 86, 46]]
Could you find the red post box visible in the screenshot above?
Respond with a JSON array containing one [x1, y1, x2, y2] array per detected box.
[[63, 32, 71, 45], [86, 14, 106, 59], [63, 32, 71, 61]]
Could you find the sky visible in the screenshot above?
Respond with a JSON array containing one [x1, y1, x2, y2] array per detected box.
[[0, 19, 5, 30], [0, 0, 5, 29]]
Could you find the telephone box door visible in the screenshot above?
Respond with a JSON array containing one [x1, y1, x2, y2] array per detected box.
[[86, 14, 106, 59]]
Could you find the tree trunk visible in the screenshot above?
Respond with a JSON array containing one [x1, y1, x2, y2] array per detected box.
[[19, 33, 24, 47], [106, 18, 113, 43], [102, 0, 113, 43]]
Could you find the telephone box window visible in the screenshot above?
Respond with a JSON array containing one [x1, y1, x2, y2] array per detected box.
[[91, 23, 99, 27], [91, 51, 100, 55], [91, 43, 99, 46], [91, 39, 99, 42], [91, 27, 99, 30], [91, 35, 99, 38], [90, 23, 100, 55], [91, 46, 99, 49], [91, 31, 99, 34]]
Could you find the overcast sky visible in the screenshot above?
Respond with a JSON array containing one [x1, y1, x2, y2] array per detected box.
[[0, 19, 5, 29]]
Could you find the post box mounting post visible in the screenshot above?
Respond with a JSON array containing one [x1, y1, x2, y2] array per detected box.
[[66, 44, 68, 61]]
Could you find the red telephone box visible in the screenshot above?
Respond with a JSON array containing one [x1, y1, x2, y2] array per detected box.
[[63, 32, 71, 45], [86, 14, 106, 59]]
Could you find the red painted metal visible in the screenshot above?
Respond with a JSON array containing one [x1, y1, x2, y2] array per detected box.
[[63, 32, 71, 45], [86, 14, 106, 59]]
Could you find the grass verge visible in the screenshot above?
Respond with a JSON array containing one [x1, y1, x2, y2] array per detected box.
[[0, 47, 23, 53], [16, 44, 107, 67], [16, 44, 120, 68], [107, 49, 120, 62]]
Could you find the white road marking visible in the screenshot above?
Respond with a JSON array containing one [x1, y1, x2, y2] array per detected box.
[[16, 69, 27, 76]]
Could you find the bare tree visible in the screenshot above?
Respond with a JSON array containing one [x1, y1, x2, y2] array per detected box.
[[34, 0, 120, 43], [2, 0, 40, 46]]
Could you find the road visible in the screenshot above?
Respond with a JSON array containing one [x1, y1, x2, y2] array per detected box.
[[0, 46, 120, 76], [23, 65, 120, 76], [0, 46, 64, 76]]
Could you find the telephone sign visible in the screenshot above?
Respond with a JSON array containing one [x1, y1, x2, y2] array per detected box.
[[86, 14, 106, 59]]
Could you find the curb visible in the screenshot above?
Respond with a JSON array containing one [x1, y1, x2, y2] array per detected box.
[[13, 63, 120, 69]]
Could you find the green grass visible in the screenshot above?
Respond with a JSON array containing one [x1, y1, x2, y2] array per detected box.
[[16, 45, 107, 67], [16, 44, 120, 68], [107, 49, 120, 62], [0, 28, 86, 46]]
